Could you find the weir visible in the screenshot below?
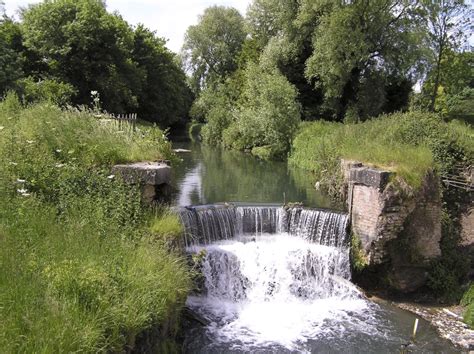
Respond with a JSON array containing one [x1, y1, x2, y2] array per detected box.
[[178, 204, 349, 247], [179, 204, 358, 350]]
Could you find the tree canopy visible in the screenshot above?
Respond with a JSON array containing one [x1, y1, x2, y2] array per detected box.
[[182, 6, 246, 92], [1, 0, 192, 127]]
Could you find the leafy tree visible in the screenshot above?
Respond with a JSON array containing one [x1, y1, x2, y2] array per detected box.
[[224, 64, 301, 159], [21, 0, 141, 112], [132, 25, 192, 127], [0, 13, 23, 94], [421, 0, 472, 111], [305, 0, 424, 120], [182, 6, 246, 92]]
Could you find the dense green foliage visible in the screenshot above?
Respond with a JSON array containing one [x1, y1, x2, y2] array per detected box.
[[461, 284, 474, 328], [290, 111, 472, 192], [185, 0, 472, 159], [0, 96, 191, 352], [0, 0, 192, 127], [182, 6, 246, 93]]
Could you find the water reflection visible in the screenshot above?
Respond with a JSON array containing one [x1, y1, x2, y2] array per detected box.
[[171, 141, 335, 209]]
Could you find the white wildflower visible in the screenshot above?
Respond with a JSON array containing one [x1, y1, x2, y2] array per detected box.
[[55, 149, 62, 153], [20, 193, 31, 197], [91, 90, 98, 95], [16, 178, 26, 183], [55, 163, 65, 168], [26, 140, 34, 144], [0, 126, 4, 130], [17, 188, 28, 194], [107, 175, 115, 179]]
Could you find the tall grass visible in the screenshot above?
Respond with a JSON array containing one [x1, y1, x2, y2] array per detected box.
[[290, 111, 473, 192], [0, 95, 191, 352]]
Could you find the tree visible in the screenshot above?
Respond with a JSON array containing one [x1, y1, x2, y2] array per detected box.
[[421, 0, 472, 111], [132, 25, 192, 127], [21, 0, 141, 112], [305, 0, 424, 120], [224, 64, 301, 159], [182, 6, 246, 92], [0, 14, 23, 94]]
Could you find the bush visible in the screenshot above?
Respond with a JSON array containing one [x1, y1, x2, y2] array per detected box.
[[224, 65, 301, 159], [461, 284, 474, 328], [16, 77, 77, 106]]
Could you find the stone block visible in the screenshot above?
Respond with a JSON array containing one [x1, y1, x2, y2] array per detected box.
[[350, 167, 392, 190], [112, 162, 171, 186]]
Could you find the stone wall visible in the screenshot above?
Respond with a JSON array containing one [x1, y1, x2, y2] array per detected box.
[[343, 160, 442, 292]]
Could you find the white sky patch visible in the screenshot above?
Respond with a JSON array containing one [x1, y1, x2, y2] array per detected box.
[[4, 0, 252, 53]]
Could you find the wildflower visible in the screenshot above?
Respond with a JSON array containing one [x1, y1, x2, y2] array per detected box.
[[16, 178, 26, 183], [55, 163, 65, 168], [55, 149, 62, 153], [20, 193, 31, 197], [107, 174, 115, 179], [0, 126, 4, 130], [17, 188, 28, 194], [91, 90, 98, 96], [26, 140, 34, 144]]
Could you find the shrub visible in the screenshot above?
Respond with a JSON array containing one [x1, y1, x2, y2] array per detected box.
[[16, 77, 77, 106], [461, 284, 474, 328], [226, 64, 301, 159]]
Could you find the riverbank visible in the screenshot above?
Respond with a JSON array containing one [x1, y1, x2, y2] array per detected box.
[[0, 96, 191, 352], [393, 302, 474, 350]]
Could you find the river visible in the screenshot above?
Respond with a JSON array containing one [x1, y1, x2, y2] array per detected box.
[[170, 138, 458, 353]]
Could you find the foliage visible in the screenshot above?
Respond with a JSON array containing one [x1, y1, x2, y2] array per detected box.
[[461, 284, 474, 328], [420, 0, 472, 112], [0, 0, 192, 127], [16, 76, 76, 106], [0, 97, 191, 352], [427, 212, 470, 302], [290, 111, 473, 193], [223, 65, 301, 159], [350, 233, 368, 273], [182, 6, 246, 92], [132, 25, 193, 127], [21, 0, 140, 112], [0, 14, 23, 93], [305, 1, 424, 120]]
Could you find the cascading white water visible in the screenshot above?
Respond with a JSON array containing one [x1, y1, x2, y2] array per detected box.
[[187, 234, 370, 350], [181, 206, 457, 353], [182, 205, 374, 350]]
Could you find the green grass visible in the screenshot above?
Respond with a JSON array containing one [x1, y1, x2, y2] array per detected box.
[[290, 111, 473, 192], [0, 95, 191, 352], [149, 209, 184, 245], [461, 284, 474, 328]]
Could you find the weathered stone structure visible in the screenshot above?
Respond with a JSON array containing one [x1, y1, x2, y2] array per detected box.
[[342, 160, 442, 292], [112, 161, 172, 203]]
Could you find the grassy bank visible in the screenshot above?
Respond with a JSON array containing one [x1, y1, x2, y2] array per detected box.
[[0, 95, 191, 352], [290, 111, 473, 192]]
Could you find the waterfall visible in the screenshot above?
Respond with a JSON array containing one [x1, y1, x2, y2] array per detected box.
[[178, 204, 349, 247], [180, 204, 363, 350]]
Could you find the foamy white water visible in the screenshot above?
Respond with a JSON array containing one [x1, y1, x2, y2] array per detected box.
[[186, 234, 374, 350]]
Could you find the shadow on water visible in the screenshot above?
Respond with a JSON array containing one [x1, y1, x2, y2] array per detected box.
[[171, 140, 336, 209]]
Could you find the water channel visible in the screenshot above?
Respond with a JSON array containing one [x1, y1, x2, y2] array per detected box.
[[170, 138, 458, 353]]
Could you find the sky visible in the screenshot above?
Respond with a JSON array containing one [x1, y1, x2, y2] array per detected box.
[[4, 0, 252, 53]]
